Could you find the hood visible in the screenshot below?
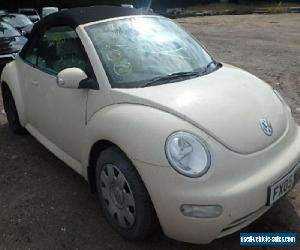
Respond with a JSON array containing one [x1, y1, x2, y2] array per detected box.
[[110, 65, 288, 154], [0, 36, 27, 55]]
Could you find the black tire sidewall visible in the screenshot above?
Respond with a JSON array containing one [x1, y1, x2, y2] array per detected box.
[[2, 88, 26, 134], [95, 146, 157, 240]]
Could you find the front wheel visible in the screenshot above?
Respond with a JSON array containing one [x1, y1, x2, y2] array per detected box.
[[95, 146, 158, 240], [2, 87, 26, 135]]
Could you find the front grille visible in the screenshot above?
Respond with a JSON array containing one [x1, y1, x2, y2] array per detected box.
[[0, 48, 17, 55]]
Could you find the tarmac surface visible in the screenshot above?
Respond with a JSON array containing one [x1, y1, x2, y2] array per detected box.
[[0, 13, 299, 249]]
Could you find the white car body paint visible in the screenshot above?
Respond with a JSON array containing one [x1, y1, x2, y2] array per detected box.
[[1, 16, 300, 244]]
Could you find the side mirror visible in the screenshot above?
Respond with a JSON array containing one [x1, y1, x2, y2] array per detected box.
[[57, 68, 88, 89]]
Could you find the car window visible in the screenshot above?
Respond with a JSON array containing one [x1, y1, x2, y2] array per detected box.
[[42, 8, 59, 17], [23, 35, 39, 65], [24, 26, 93, 76], [85, 16, 214, 88], [38, 26, 93, 75]]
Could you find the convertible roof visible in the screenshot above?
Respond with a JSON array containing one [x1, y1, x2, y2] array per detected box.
[[20, 5, 153, 58], [40, 5, 151, 29]]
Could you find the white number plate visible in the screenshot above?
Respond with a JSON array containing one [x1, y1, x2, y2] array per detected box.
[[268, 170, 295, 205]]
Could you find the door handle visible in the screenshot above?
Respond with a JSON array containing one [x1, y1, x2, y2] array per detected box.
[[31, 80, 39, 86]]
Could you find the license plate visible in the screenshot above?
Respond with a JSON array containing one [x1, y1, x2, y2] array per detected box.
[[268, 170, 295, 205]]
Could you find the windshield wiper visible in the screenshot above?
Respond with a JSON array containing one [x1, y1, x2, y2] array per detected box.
[[202, 60, 219, 75], [142, 71, 201, 88]]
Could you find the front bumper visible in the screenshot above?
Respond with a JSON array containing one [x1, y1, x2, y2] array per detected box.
[[133, 124, 300, 244]]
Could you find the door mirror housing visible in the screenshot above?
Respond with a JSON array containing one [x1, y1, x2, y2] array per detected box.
[[57, 68, 88, 89], [78, 77, 99, 90]]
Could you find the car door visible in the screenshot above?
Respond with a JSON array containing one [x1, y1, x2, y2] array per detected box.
[[21, 26, 97, 170]]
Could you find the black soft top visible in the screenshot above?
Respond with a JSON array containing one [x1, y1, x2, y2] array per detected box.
[[42, 5, 152, 29], [20, 5, 153, 58]]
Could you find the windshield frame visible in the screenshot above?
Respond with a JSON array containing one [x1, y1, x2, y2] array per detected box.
[[83, 15, 220, 89]]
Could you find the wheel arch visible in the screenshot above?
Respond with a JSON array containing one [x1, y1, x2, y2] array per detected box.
[[87, 138, 154, 201], [1, 61, 26, 125], [1, 81, 9, 93], [87, 138, 154, 194], [87, 138, 160, 232], [87, 139, 116, 193]]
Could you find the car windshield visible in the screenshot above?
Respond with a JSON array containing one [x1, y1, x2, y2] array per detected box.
[[0, 14, 32, 28], [85, 16, 217, 88], [0, 22, 20, 38], [43, 8, 58, 16]]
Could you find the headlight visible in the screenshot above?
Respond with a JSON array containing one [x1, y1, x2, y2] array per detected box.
[[165, 131, 211, 178]]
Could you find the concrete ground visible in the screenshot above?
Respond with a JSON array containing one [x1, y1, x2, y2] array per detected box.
[[0, 13, 299, 249]]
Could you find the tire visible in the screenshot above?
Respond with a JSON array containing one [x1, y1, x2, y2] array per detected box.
[[95, 146, 158, 240], [2, 87, 27, 135]]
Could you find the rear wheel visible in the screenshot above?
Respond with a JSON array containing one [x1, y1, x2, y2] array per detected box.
[[95, 146, 158, 240], [2, 87, 26, 135]]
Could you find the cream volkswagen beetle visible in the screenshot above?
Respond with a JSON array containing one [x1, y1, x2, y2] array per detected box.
[[1, 6, 300, 244]]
